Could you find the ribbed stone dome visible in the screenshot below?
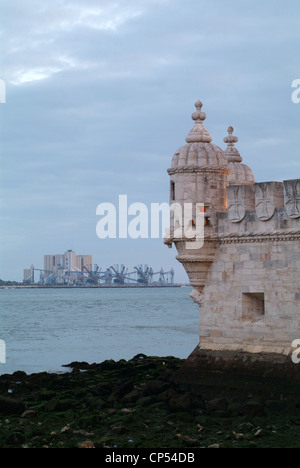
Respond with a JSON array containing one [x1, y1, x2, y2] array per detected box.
[[228, 161, 255, 185], [224, 126, 255, 185], [171, 142, 228, 169], [170, 101, 228, 170]]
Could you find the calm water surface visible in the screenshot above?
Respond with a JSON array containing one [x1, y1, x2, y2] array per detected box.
[[0, 287, 198, 375]]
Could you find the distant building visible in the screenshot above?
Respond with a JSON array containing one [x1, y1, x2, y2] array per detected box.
[[76, 255, 93, 272], [44, 254, 64, 277], [23, 265, 34, 283], [44, 250, 93, 278]]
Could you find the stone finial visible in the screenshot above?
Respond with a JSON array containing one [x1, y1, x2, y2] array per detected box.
[[224, 126, 242, 163], [186, 100, 213, 144], [192, 100, 206, 123], [224, 126, 238, 146]]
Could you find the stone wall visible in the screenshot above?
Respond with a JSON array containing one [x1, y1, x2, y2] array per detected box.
[[199, 237, 300, 353], [197, 179, 300, 353]]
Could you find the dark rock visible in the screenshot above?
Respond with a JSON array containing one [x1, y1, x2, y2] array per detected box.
[[265, 400, 288, 412], [238, 401, 265, 417], [44, 398, 78, 412], [132, 353, 148, 361], [122, 389, 140, 404], [5, 431, 25, 445], [12, 371, 27, 380], [62, 361, 91, 370], [87, 397, 106, 410], [238, 422, 254, 431], [142, 380, 168, 396], [207, 398, 228, 413], [95, 381, 113, 397], [137, 396, 154, 407], [44, 398, 59, 412], [57, 398, 78, 411], [111, 426, 126, 434], [113, 380, 134, 398], [211, 410, 231, 418], [169, 393, 191, 412], [181, 435, 199, 446], [39, 390, 57, 401], [99, 360, 116, 371], [0, 396, 25, 415], [156, 390, 170, 402]]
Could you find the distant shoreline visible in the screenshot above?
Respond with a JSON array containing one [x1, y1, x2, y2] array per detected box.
[[0, 284, 189, 290]]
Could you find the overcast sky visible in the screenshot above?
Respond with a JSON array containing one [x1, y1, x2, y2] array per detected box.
[[0, 0, 299, 282]]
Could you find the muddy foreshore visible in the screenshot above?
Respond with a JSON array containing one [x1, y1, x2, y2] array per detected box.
[[1, 354, 300, 448]]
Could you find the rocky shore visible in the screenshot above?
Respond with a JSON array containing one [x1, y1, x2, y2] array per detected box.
[[1, 354, 300, 448]]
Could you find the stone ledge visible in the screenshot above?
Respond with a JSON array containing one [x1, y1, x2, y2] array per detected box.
[[174, 345, 300, 393], [198, 343, 293, 355], [167, 165, 230, 175]]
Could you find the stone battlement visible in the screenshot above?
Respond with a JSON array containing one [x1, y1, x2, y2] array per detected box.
[[220, 179, 300, 237], [226, 179, 299, 221]]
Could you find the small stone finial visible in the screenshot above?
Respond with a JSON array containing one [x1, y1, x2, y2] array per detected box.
[[192, 100, 206, 122], [224, 126, 242, 163], [224, 126, 238, 146], [186, 100, 212, 144], [195, 100, 203, 110]]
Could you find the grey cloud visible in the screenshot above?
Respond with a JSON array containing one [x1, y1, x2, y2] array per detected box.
[[0, 0, 299, 281]]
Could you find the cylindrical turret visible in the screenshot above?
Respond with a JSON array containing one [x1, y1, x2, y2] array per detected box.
[[224, 126, 255, 186], [166, 101, 230, 297]]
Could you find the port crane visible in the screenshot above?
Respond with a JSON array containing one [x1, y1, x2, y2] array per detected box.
[[25, 264, 175, 286], [148, 268, 175, 285], [83, 265, 101, 285], [134, 265, 151, 285]]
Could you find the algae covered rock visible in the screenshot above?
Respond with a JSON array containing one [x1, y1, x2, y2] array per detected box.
[[0, 396, 25, 415]]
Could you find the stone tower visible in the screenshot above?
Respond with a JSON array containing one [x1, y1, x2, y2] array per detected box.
[[166, 100, 300, 377]]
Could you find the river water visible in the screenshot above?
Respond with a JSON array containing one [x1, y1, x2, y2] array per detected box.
[[0, 287, 198, 375]]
